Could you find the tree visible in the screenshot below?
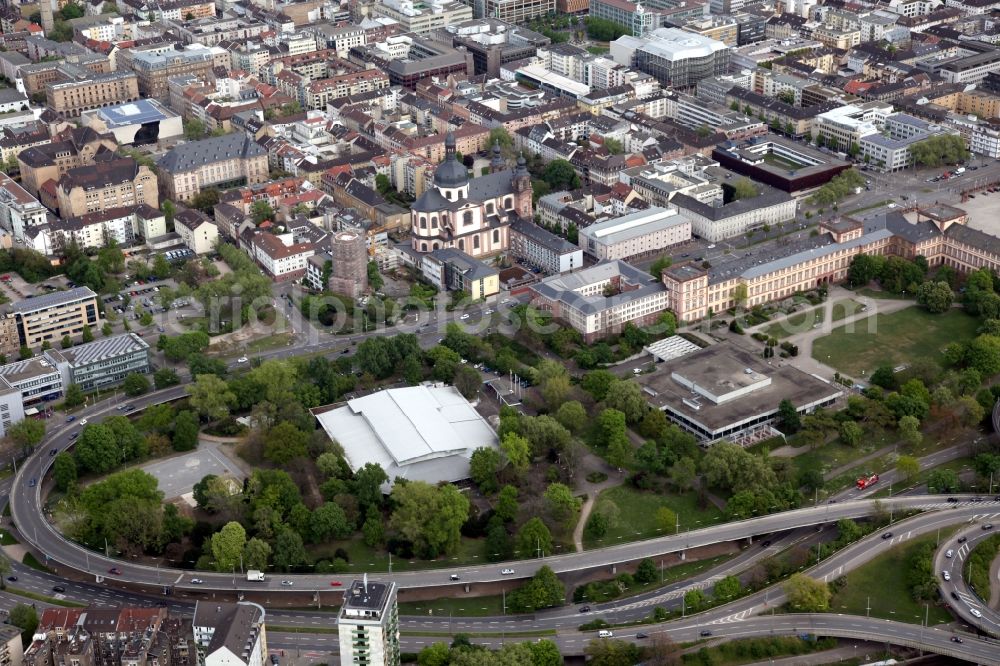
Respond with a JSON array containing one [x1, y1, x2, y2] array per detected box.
[[52, 452, 77, 491], [243, 537, 272, 570], [172, 410, 199, 452], [582, 370, 617, 402], [75, 423, 121, 474], [184, 118, 207, 140], [61, 334, 72, 349], [840, 420, 863, 447], [508, 565, 565, 612], [668, 457, 697, 491], [516, 517, 553, 558], [8, 419, 45, 452], [211, 521, 247, 572], [966, 334, 1000, 376], [470, 447, 502, 493], [910, 134, 969, 167], [367, 261, 384, 291], [604, 380, 647, 424], [684, 588, 707, 611], [500, 432, 531, 472], [154, 368, 180, 389], [542, 159, 581, 190], [714, 574, 742, 600], [871, 365, 898, 391], [9, 603, 37, 644], [927, 468, 960, 493], [496, 485, 519, 522], [777, 399, 800, 432], [453, 364, 482, 400], [362, 507, 384, 547], [389, 482, 470, 558], [731, 177, 758, 201], [64, 383, 84, 408], [655, 506, 677, 534], [310, 502, 352, 542], [354, 463, 388, 513], [897, 453, 920, 481], [417, 643, 450, 666], [898, 415, 923, 448], [554, 400, 587, 434], [544, 483, 579, 525], [187, 374, 236, 421], [916, 280, 953, 314], [122, 372, 150, 397], [650, 256, 673, 279], [264, 422, 309, 464], [272, 526, 308, 571], [784, 573, 830, 611], [250, 200, 274, 225], [190, 188, 221, 213]]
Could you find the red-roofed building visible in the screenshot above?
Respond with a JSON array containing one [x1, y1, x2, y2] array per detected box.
[[251, 232, 315, 281]]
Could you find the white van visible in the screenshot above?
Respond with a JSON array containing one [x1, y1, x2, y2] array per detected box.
[[598, 630, 614, 638]]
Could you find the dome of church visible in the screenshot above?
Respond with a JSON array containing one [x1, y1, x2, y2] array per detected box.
[[433, 132, 469, 188]]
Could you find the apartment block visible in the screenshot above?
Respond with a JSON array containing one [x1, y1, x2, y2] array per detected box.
[[46, 70, 140, 118], [338, 580, 399, 666], [193, 602, 266, 666], [509, 218, 582, 274], [0, 173, 47, 251], [371, 0, 472, 35], [251, 232, 315, 282], [119, 44, 225, 102], [55, 158, 158, 219], [11, 287, 100, 348], [174, 208, 219, 255]]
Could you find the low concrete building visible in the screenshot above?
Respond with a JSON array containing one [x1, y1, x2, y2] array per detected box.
[[636, 343, 843, 443], [578, 207, 692, 261], [45, 333, 150, 392]]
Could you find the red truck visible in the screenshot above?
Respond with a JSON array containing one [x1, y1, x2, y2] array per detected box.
[[856, 473, 879, 490]]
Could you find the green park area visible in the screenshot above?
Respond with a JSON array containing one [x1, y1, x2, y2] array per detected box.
[[829, 531, 955, 625], [761, 299, 866, 339], [812, 308, 980, 377], [583, 485, 723, 549]]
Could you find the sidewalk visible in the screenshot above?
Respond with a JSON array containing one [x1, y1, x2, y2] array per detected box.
[[728, 642, 888, 666], [989, 551, 1000, 610]]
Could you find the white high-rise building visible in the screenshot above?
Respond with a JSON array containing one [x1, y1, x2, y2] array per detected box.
[[338, 579, 400, 666]]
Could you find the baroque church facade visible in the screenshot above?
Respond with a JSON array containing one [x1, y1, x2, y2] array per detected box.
[[411, 133, 533, 259]]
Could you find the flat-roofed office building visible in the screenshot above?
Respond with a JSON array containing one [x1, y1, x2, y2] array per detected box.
[[11, 287, 100, 348]]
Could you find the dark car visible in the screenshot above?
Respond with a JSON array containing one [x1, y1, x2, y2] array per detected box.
[[951, 591, 960, 601], [700, 630, 712, 637], [958, 536, 968, 543], [579, 606, 591, 613], [5, 577, 15, 583], [761, 540, 771, 548], [947, 497, 958, 503], [952, 636, 964, 643], [636, 632, 649, 639], [28, 478, 36, 487], [983, 523, 994, 530], [65, 416, 75, 423], [882, 532, 893, 539], [49, 449, 58, 456], [270, 656, 280, 665], [108, 567, 122, 575], [53, 586, 65, 593]]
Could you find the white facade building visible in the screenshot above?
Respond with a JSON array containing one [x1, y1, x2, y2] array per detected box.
[[338, 580, 399, 666], [578, 206, 692, 261], [193, 602, 267, 666]]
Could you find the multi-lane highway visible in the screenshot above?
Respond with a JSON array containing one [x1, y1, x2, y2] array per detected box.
[[938, 522, 1000, 636]]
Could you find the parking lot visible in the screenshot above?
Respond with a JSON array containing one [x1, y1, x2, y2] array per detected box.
[[959, 188, 1000, 236], [140, 443, 246, 503]]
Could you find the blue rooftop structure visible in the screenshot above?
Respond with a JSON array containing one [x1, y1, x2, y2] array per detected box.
[[95, 99, 174, 128]]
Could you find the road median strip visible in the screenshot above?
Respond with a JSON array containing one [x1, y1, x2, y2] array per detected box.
[[5, 586, 84, 607]]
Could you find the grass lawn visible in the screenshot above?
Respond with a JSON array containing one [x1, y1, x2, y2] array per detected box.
[[306, 535, 560, 574], [21, 552, 52, 573], [812, 308, 980, 377], [829, 530, 956, 625], [0, 529, 18, 546], [868, 457, 975, 498], [855, 288, 911, 300], [791, 440, 873, 480], [761, 300, 866, 340], [583, 485, 724, 549]]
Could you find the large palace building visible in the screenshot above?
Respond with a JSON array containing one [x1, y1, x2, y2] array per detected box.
[[410, 134, 532, 259]]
